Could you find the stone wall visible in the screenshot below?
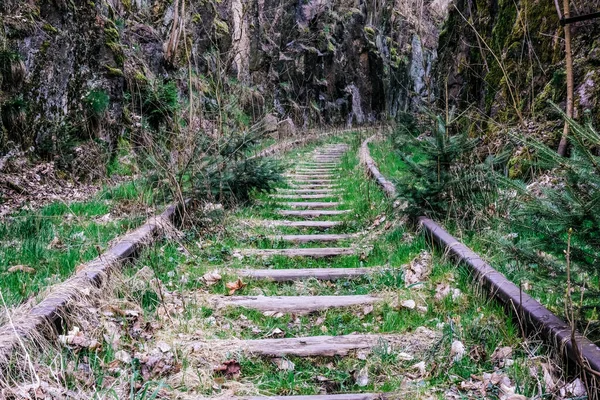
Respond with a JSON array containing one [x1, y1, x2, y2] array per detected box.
[[0, 0, 447, 163]]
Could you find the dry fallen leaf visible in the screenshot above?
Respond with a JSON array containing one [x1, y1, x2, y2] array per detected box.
[[202, 271, 222, 286], [7, 265, 35, 274], [491, 346, 512, 366], [451, 340, 465, 362], [263, 311, 284, 318], [362, 304, 374, 316], [59, 327, 100, 351], [156, 341, 172, 353], [560, 378, 586, 398], [214, 360, 241, 378], [355, 366, 369, 387], [273, 358, 295, 371], [412, 361, 426, 377], [404, 251, 432, 286], [115, 350, 132, 364], [401, 299, 416, 310], [434, 283, 451, 301], [225, 278, 246, 295], [266, 327, 285, 337]]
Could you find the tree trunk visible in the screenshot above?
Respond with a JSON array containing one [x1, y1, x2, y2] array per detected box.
[[557, 0, 574, 157]]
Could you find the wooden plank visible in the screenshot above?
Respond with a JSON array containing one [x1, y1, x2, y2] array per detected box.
[[289, 179, 336, 184], [278, 210, 350, 217], [277, 189, 338, 194], [271, 194, 338, 200], [297, 163, 339, 167], [286, 174, 335, 179], [295, 167, 339, 171], [276, 201, 342, 208], [259, 220, 342, 228], [217, 295, 381, 315], [238, 247, 355, 258], [237, 394, 385, 400], [266, 233, 354, 243], [286, 184, 339, 189], [199, 334, 410, 357], [239, 267, 375, 281]]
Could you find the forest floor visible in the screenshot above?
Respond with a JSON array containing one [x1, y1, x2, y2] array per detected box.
[[0, 136, 578, 399]]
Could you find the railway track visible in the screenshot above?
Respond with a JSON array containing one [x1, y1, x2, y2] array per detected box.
[[0, 135, 595, 398]]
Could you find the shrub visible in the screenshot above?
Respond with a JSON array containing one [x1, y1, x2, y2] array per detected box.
[[0, 50, 26, 90], [504, 104, 600, 271], [391, 115, 503, 226], [142, 80, 179, 130], [84, 89, 110, 116]]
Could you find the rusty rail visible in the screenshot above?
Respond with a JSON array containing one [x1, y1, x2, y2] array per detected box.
[[1, 131, 342, 368], [360, 134, 600, 382]]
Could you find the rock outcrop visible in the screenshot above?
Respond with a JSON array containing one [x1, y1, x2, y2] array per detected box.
[[0, 0, 447, 165]]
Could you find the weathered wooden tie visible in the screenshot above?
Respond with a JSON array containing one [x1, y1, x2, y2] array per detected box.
[[278, 210, 349, 217], [233, 394, 386, 400], [271, 194, 338, 200], [286, 174, 335, 179], [266, 233, 354, 243], [277, 189, 338, 194], [238, 247, 355, 258], [285, 184, 339, 189], [295, 168, 339, 173], [196, 334, 410, 357], [239, 267, 376, 281], [217, 295, 381, 315], [259, 220, 342, 228], [275, 201, 342, 208]]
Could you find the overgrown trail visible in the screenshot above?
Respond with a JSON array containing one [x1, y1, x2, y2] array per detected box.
[[213, 144, 407, 399], [160, 140, 539, 399], [29, 138, 544, 399]]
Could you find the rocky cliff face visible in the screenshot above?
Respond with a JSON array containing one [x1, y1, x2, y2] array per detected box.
[[435, 0, 600, 141], [0, 0, 446, 168]]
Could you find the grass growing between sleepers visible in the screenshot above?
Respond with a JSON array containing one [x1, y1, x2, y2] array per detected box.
[[30, 135, 551, 399]]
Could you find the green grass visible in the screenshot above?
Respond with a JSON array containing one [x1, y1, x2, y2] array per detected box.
[[33, 134, 547, 399], [109, 136, 542, 397], [0, 180, 160, 306], [369, 137, 600, 342]]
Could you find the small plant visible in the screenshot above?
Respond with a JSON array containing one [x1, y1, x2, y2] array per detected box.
[[504, 103, 600, 272], [0, 49, 26, 90], [142, 80, 179, 130], [84, 89, 110, 116], [391, 115, 502, 224]]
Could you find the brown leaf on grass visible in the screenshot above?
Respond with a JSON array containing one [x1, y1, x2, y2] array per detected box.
[[404, 251, 432, 286], [273, 358, 295, 371], [354, 366, 369, 387], [469, 344, 487, 362], [7, 265, 35, 274], [225, 278, 246, 295], [491, 346, 513, 366], [434, 283, 451, 300], [400, 299, 416, 309], [202, 271, 222, 286], [214, 360, 241, 378], [138, 353, 181, 380], [59, 327, 100, 351], [370, 214, 386, 229], [266, 327, 285, 337]]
